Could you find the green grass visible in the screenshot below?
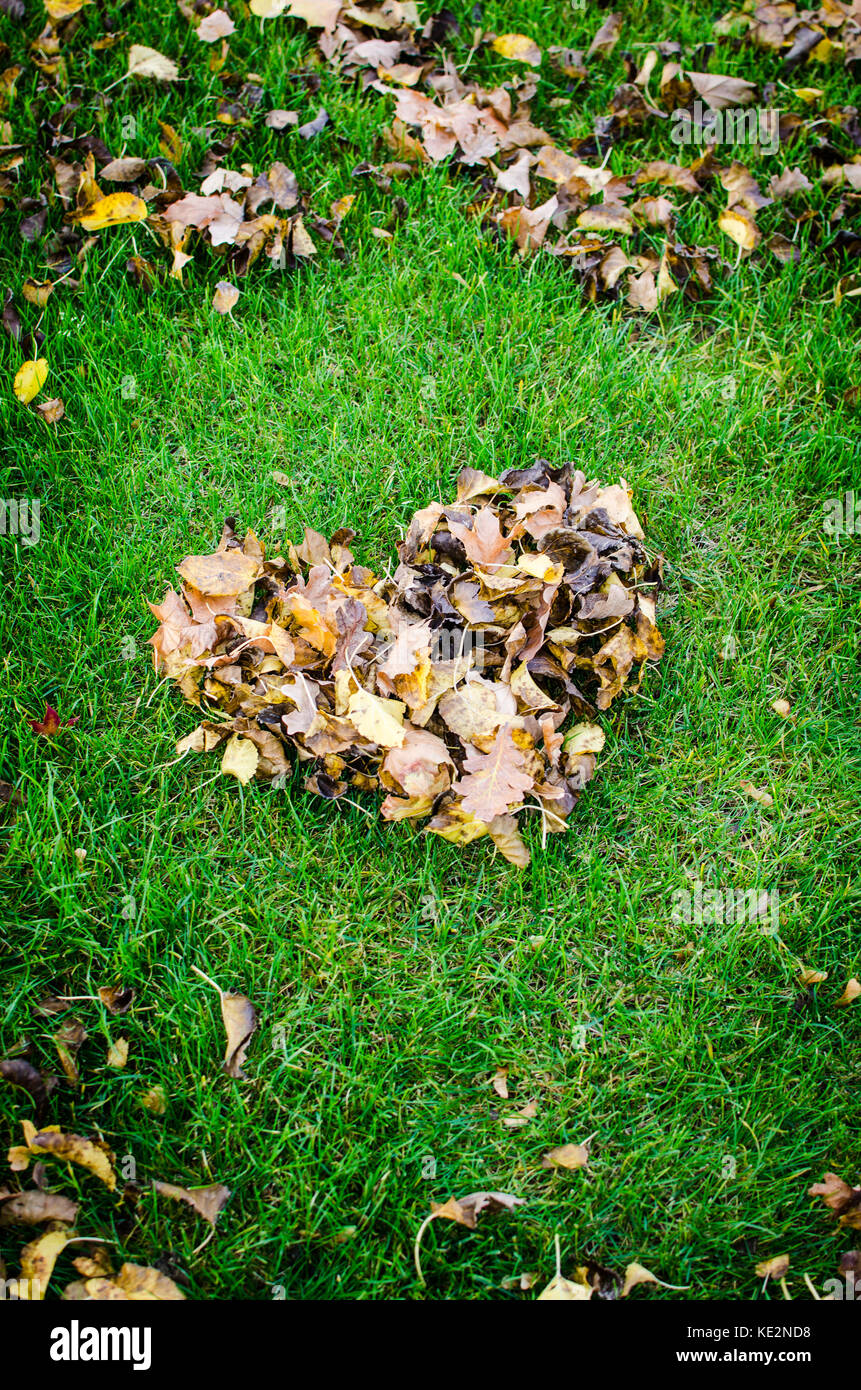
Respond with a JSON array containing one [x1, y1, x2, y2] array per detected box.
[[1, 0, 860, 1300]]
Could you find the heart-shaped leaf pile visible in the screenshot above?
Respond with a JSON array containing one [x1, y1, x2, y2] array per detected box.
[[148, 462, 665, 866]]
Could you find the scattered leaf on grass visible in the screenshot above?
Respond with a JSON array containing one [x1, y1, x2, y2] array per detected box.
[[152, 1180, 231, 1225], [197, 9, 235, 42], [127, 45, 180, 81], [98, 983, 135, 1015], [8, 1121, 116, 1190], [213, 280, 240, 314], [192, 966, 258, 1079], [139, 1085, 167, 1116], [491, 34, 542, 67], [541, 1142, 589, 1170], [13, 358, 48, 403], [77, 193, 148, 232], [621, 1262, 661, 1296], [106, 1038, 129, 1069], [491, 1067, 509, 1098], [741, 781, 773, 808], [413, 1190, 525, 1284], [756, 1254, 790, 1280], [836, 978, 860, 1006], [28, 704, 77, 737], [0, 1191, 78, 1227], [35, 397, 65, 424], [809, 1172, 861, 1227]]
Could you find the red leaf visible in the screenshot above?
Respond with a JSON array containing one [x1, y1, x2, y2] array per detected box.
[[28, 703, 78, 738]]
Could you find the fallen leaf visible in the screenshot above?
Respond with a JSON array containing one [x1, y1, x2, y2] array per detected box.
[[741, 781, 773, 808], [492, 34, 542, 68], [756, 1254, 790, 1280], [152, 1180, 231, 1225], [13, 358, 48, 403], [76, 193, 148, 232], [193, 965, 258, 1079], [197, 9, 235, 42], [127, 45, 179, 81], [8, 1122, 116, 1190], [139, 1084, 167, 1115], [621, 1262, 661, 1296], [28, 703, 77, 737], [213, 279, 240, 314], [0, 1191, 78, 1227], [586, 13, 623, 60], [106, 1038, 129, 1069], [221, 734, 259, 784], [541, 1143, 589, 1170]]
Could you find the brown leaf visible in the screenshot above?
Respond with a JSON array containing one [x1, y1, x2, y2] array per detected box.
[[9, 1122, 116, 1190], [457, 726, 533, 822], [756, 1254, 790, 1280], [152, 1180, 231, 1225], [586, 13, 623, 60], [0, 1191, 78, 1226], [0, 1059, 48, 1120]]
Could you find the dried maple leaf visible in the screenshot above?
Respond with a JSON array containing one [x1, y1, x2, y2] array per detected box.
[[456, 725, 533, 821], [28, 703, 78, 737]]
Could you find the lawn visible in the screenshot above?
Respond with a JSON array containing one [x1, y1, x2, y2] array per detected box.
[[1, 0, 860, 1301]]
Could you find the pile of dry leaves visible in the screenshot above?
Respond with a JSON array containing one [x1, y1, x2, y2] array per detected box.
[[149, 463, 664, 867]]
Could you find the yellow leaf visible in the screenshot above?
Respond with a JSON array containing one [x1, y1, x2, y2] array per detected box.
[[8, 1122, 116, 1189], [621, 1261, 661, 1296], [22, 278, 54, 308], [221, 734, 259, 784], [719, 206, 760, 253], [756, 1254, 790, 1280], [562, 722, 606, 756], [45, 0, 90, 17], [538, 1273, 592, 1300], [77, 192, 148, 231], [541, 1143, 589, 1170], [127, 45, 180, 81], [13, 359, 48, 404], [836, 977, 861, 1006], [492, 33, 542, 67], [347, 688, 406, 747], [18, 1228, 71, 1298]]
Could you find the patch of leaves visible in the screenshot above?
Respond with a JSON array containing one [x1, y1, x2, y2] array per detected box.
[[149, 463, 664, 868]]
